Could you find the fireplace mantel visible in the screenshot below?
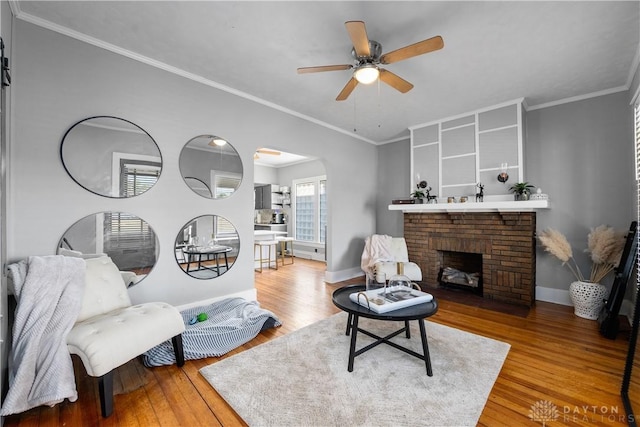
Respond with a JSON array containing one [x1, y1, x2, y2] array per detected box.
[[388, 199, 550, 213]]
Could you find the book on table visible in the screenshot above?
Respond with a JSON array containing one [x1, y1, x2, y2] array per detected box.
[[349, 286, 433, 314]]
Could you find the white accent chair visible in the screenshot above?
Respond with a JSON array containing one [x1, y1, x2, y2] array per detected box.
[[66, 256, 185, 418], [367, 237, 423, 282]]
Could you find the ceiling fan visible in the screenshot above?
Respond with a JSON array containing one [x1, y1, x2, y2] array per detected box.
[[297, 21, 444, 101], [254, 148, 281, 160]]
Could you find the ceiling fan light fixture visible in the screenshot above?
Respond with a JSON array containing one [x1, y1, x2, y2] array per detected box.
[[354, 64, 379, 84], [209, 137, 227, 147]]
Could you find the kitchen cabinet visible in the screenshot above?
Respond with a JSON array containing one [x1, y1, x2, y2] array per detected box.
[[254, 185, 272, 209]]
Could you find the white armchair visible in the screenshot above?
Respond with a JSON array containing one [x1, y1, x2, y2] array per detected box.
[[66, 256, 185, 418], [362, 235, 422, 282]]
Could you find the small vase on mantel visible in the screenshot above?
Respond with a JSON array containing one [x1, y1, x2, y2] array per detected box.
[[568, 280, 607, 320]]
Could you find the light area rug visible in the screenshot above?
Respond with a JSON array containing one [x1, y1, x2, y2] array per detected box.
[[200, 312, 510, 427]]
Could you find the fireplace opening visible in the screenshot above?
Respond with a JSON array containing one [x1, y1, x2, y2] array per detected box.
[[437, 251, 483, 296]]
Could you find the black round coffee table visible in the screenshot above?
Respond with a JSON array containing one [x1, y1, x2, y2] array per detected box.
[[332, 284, 439, 375]]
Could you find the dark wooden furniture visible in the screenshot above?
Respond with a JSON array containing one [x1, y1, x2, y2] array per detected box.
[[332, 284, 438, 375], [598, 221, 638, 339], [182, 246, 232, 274]]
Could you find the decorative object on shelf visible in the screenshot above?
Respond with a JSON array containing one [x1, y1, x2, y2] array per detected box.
[[508, 182, 534, 201], [530, 187, 549, 200], [475, 182, 484, 202], [410, 189, 425, 203], [459, 196, 468, 203], [569, 281, 608, 320], [392, 198, 416, 204], [497, 162, 509, 183], [538, 225, 626, 319], [411, 178, 432, 203], [447, 196, 456, 203]]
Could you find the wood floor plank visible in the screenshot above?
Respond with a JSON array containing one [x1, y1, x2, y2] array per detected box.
[[3, 258, 638, 426]]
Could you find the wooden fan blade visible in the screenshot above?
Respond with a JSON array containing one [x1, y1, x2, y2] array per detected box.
[[379, 69, 414, 93], [345, 21, 370, 57], [380, 35, 444, 64], [297, 64, 352, 74], [257, 149, 281, 156], [336, 77, 358, 101]]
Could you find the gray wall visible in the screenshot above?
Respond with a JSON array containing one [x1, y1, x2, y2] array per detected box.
[[376, 138, 410, 237], [9, 20, 378, 306], [375, 91, 636, 298], [527, 91, 635, 291]]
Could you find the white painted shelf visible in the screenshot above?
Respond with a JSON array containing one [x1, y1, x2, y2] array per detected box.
[[388, 199, 550, 213]]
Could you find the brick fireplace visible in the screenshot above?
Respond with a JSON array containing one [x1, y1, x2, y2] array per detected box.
[[404, 212, 537, 307]]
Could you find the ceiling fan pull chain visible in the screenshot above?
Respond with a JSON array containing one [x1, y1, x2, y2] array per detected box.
[[353, 96, 357, 133]]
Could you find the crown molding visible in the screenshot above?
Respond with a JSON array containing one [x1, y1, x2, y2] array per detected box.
[[527, 86, 629, 111], [13, 11, 378, 146]]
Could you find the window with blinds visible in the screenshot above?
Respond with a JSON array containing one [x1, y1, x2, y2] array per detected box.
[[214, 173, 242, 199], [216, 215, 236, 236], [104, 212, 156, 252], [120, 160, 161, 197]]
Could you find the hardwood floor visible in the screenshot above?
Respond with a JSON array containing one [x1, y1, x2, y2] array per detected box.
[[4, 258, 638, 426]]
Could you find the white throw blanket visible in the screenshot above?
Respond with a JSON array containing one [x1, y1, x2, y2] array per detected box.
[[1, 255, 85, 416], [360, 234, 394, 273]]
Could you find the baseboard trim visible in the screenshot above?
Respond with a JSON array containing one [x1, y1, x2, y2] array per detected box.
[[535, 286, 572, 306], [294, 250, 326, 262], [325, 267, 364, 284]]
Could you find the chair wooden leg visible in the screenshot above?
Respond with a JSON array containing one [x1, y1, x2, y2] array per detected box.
[[98, 370, 114, 418], [172, 334, 185, 367]]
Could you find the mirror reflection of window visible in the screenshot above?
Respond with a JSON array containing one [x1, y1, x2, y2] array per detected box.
[[119, 159, 161, 197], [175, 215, 240, 279], [179, 135, 243, 199], [57, 212, 159, 286], [61, 116, 162, 198]]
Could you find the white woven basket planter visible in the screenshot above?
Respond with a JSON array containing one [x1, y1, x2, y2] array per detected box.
[[569, 280, 607, 320]]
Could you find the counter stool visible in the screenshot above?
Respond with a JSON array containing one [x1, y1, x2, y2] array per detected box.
[[276, 236, 295, 266], [254, 240, 278, 273]]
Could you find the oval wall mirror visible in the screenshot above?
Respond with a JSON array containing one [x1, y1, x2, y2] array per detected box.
[[57, 212, 159, 287], [60, 116, 162, 198], [175, 214, 240, 279], [179, 135, 243, 199]]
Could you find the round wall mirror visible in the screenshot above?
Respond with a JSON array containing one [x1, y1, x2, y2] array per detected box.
[[60, 116, 162, 198], [175, 214, 240, 279], [179, 135, 243, 199], [57, 212, 159, 287]]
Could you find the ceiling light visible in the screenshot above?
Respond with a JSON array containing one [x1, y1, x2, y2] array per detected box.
[[354, 64, 379, 85], [208, 137, 227, 147]]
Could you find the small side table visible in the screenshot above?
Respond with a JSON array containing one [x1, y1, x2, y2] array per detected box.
[[332, 284, 439, 375]]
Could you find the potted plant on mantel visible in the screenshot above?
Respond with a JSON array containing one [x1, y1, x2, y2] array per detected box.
[[538, 225, 626, 319], [509, 182, 535, 201], [410, 189, 426, 204]]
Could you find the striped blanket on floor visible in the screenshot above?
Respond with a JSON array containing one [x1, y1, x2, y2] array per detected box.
[[143, 297, 280, 367]]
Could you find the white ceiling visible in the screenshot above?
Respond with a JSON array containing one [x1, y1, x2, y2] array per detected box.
[[13, 1, 640, 149]]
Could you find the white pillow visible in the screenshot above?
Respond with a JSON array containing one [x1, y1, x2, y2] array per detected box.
[[58, 247, 107, 259], [76, 256, 131, 322]]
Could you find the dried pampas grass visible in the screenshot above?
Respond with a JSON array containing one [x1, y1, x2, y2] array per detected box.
[[587, 225, 625, 283], [539, 225, 626, 283], [538, 228, 584, 281]]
